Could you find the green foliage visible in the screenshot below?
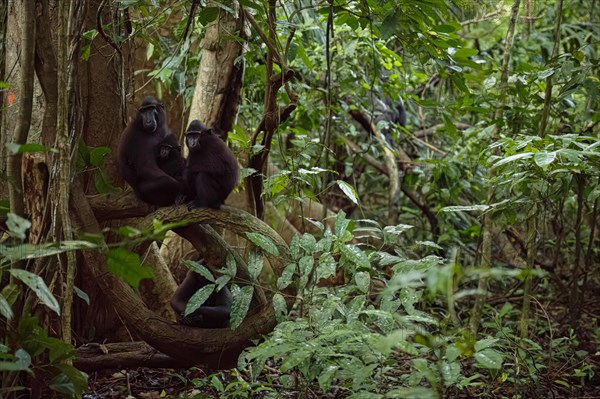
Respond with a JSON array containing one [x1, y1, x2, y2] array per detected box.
[[106, 248, 154, 288], [240, 211, 530, 397], [0, 316, 88, 398], [76, 141, 121, 193]]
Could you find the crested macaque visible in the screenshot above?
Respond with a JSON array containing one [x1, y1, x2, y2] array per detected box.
[[118, 96, 184, 206], [373, 95, 407, 145], [171, 271, 232, 328], [183, 119, 239, 209], [157, 133, 185, 182]]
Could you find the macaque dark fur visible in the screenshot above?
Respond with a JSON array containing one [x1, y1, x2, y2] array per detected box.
[[183, 119, 239, 209], [171, 271, 232, 328], [373, 94, 406, 144], [157, 133, 185, 182], [118, 96, 183, 206]]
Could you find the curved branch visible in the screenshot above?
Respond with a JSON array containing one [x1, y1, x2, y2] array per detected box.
[[72, 180, 290, 367]]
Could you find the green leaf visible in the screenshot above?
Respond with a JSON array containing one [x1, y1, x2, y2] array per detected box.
[[269, 174, 289, 195], [238, 0, 262, 10], [146, 42, 155, 61], [0, 241, 97, 263], [336, 180, 359, 205], [451, 48, 479, 59], [296, 43, 313, 70], [6, 213, 31, 240], [225, 252, 237, 277], [441, 204, 490, 213], [380, 9, 400, 40], [277, 264, 296, 290], [73, 286, 90, 305], [316, 253, 336, 281], [5, 143, 53, 155], [182, 259, 215, 282], [0, 294, 13, 319], [474, 338, 499, 352], [89, 146, 111, 167], [272, 293, 288, 323], [433, 24, 459, 33], [537, 68, 555, 80], [230, 285, 254, 330], [106, 248, 154, 288], [1, 283, 20, 306], [246, 232, 280, 256], [0, 348, 31, 371], [94, 169, 121, 193], [492, 152, 533, 168], [9, 269, 60, 315], [247, 250, 264, 280], [534, 151, 557, 169], [50, 363, 89, 397], [474, 348, 504, 369], [198, 7, 219, 25], [185, 284, 215, 316], [299, 233, 317, 252], [340, 244, 370, 270], [354, 271, 370, 293]]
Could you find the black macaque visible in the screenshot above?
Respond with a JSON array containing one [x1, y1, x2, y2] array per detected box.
[[171, 271, 232, 328], [373, 95, 407, 145], [183, 119, 239, 209], [118, 96, 184, 206], [157, 133, 185, 181]]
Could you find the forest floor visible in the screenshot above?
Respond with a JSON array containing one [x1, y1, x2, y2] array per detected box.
[[84, 295, 600, 399]]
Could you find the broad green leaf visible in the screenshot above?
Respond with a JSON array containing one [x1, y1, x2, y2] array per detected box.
[[296, 43, 313, 70], [316, 253, 336, 281], [246, 232, 280, 256], [1, 283, 19, 306], [336, 180, 359, 205], [340, 244, 370, 270], [538, 68, 555, 80], [272, 293, 288, 323], [299, 233, 317, 252], [182, 259, 215, 282], [185, 284, 215, 316], [6, 212, 31, 240], [225, 252, 237, 277], [89, 146, 111, 167], [106, 248, 154, 288], [146, 42, 155, 61], [247, 250, 264, 280], [0, 348, 31, 371], [277, 264, 296, 290], [0, 294, 14, 319], [380, 9, 400, 40], [433, 23, 459, 33], [492, 152, 533, 168], [73, 286, 90, 305], [94, 170, 121, 193], [474, 338, 499, 352], [534, 151, 557, 169], [451, 47, 479, 59], [5, 142, 53, 155], [317, 365, 339, 391], [230, 285, 253, 330], [355, 271, 370, 293], [441, 204, 490, 213], [9, 269, 60, 315], [198, 7, 219, 25], [269, 173, 289, 195], [474, 348, 504, 369], [50, 363, 89, 397]]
